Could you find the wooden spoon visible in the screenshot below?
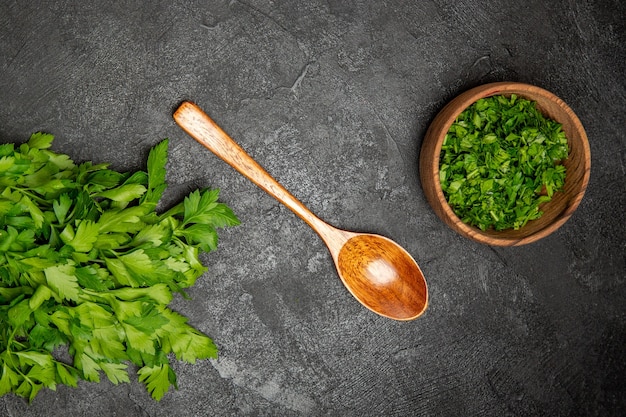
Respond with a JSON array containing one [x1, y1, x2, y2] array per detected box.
[[173, 101, 428, 320]]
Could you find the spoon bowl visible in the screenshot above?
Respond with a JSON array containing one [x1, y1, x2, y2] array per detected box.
[[173, 101, 428, 320], [336, 234, 428, 320]]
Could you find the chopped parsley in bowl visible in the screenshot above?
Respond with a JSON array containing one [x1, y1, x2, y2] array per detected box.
[[439, 94, 569, 231], [419, 82, 591, 246]]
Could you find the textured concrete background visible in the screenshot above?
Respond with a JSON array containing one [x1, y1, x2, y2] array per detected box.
[[1, 1, 624, 416]]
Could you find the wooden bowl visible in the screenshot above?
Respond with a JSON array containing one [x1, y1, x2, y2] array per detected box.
[[419, 82, 591, 246]]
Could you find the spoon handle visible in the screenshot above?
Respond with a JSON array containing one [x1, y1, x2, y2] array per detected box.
[[173, 101, 351, 254]]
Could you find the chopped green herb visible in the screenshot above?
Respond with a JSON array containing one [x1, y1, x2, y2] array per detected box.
[[0, 134, 239, 402], [439, 94, 569, 231]]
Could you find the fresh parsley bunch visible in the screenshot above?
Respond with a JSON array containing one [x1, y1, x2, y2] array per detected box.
[[0, 133, 239, 401], [439, 94, 569, 231]]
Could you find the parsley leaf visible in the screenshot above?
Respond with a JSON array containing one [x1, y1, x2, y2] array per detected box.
[[137, 363, 175, 402], [0, 134, 239, 402]]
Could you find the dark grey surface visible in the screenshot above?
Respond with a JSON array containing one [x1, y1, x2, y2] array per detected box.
[[1, 1, 624, 416]]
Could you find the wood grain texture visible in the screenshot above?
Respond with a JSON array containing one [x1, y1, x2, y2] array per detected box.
[[174, 102, 428, 320], [419, 82, 591, 246]]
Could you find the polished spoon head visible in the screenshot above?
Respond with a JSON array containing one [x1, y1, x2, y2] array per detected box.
[[335, 233, 428, 320]]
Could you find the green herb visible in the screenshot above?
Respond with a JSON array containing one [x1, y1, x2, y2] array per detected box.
[[439, 94, 569, 231], [0, 133, 239, 402]]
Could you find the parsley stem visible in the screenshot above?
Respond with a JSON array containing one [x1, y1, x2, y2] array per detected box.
[[9, 186, 50, 206]]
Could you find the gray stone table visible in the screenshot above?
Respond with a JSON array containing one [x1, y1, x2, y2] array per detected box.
[[1, 1, 624, 416]]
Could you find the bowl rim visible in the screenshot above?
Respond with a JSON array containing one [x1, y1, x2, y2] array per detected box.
[[420, 81, 591, 246]]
